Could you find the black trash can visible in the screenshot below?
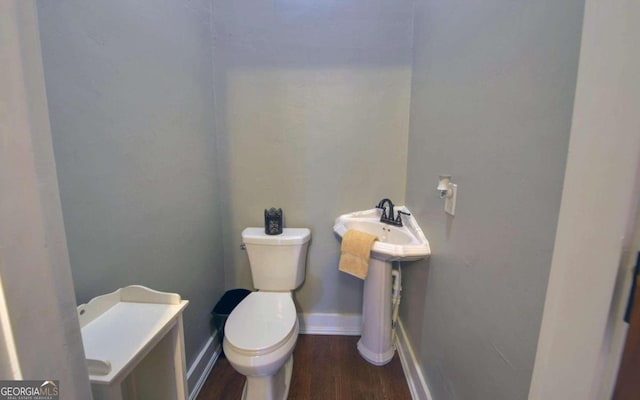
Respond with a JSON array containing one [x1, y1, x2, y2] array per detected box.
[[211, 289, 251, 342]]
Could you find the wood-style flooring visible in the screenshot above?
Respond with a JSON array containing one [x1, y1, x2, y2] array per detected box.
[[197, 335, 412, 400], [613, 274, 640, 399]]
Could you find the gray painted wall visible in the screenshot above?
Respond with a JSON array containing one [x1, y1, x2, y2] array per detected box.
[[211, 1, 413, 313], [400, 1, 584, 399], [36, 0, 224, 367]]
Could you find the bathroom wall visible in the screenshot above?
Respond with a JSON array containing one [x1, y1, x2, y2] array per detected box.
[[0, 1, 91, 396], [212, 1, 414, 314], [36, 0, 224, 367], [400, 1, 585, 399]]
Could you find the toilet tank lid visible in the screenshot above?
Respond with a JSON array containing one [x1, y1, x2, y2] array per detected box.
[[242, 228, 311, 245]]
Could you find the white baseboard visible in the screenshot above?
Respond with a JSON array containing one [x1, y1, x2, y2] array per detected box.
[[396, 319, 433, 400], [187, 332, 221, 400], [298, 313, 362, 335]]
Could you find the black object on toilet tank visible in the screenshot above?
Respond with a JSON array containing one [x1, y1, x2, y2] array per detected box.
[[264, 207, 283, 235]]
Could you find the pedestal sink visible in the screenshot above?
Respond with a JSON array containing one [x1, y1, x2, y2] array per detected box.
[[334, 207, 430, 365]]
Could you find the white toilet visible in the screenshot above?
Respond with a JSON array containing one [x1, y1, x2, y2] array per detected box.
[[223, 227, 311, 400]]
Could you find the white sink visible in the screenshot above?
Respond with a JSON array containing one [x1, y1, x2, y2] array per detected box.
[[334, 206, 430, 366], [333, 207, 430, 261]]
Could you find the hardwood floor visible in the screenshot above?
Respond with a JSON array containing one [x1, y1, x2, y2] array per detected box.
[[197, 335, 412, 400], [613, 274, 640, 399]]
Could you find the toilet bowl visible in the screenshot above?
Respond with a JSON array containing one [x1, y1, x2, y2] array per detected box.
[[224, 227, 310, 400], [223, 292, 299, 400]]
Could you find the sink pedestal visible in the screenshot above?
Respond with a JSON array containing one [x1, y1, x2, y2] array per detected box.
[[358, 258, 394, 366]]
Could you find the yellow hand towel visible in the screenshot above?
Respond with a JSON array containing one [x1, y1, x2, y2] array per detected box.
[[339, 229, 378, 280]]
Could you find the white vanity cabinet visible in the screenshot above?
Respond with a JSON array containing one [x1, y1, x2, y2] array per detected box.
[[77, 286, 189, 400]]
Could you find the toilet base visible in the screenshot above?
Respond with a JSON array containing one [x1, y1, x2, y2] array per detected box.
[[241, 355, 293, 400]]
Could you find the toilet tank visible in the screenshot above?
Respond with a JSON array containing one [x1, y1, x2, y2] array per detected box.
[[241, 228, 311, 291]]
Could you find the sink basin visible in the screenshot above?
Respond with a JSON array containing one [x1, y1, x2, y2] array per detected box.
[[333, 207, 430, 261]]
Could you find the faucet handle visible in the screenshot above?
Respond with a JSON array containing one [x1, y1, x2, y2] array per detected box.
[[395, 210, 410, 226]]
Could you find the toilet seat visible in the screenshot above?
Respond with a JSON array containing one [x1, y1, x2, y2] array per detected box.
[[225, 292, 297, 356]]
